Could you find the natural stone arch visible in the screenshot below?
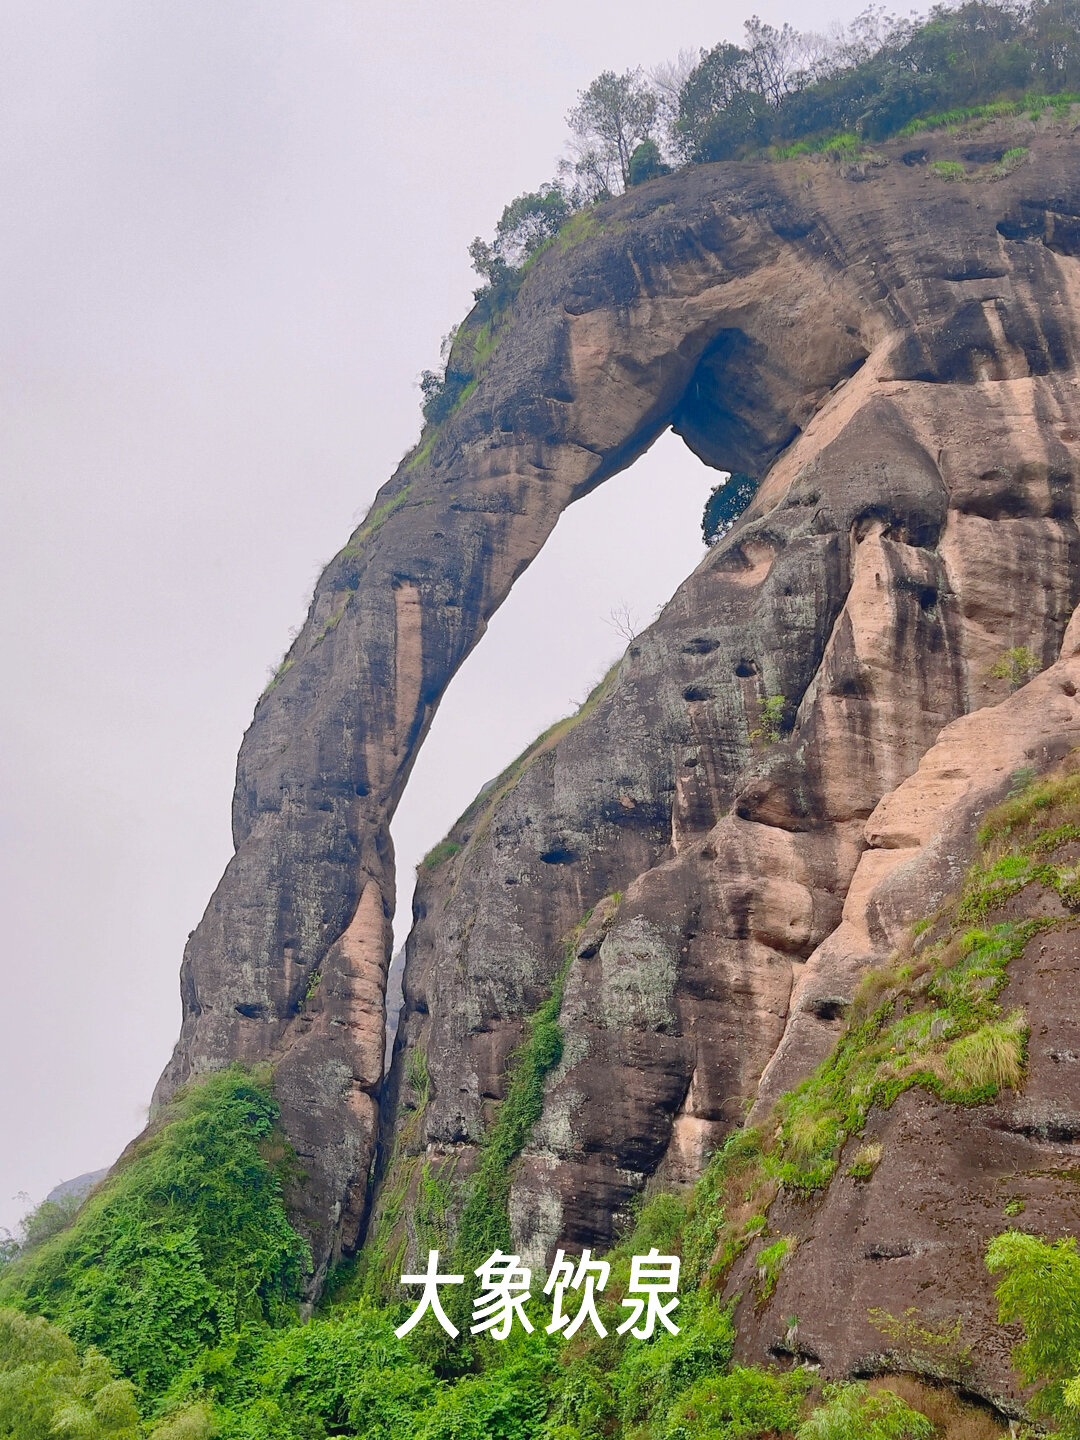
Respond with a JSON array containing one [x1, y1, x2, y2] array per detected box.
[[154, 126, 1080, 1286]]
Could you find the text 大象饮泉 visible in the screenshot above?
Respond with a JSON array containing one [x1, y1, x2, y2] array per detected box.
[[394, 1246, 679, 1340]]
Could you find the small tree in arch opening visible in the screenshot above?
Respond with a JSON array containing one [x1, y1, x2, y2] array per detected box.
[[703, 473, 758, 545]]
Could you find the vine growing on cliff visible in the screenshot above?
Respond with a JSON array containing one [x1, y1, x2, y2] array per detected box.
[[0, 1067, 309, 1399]]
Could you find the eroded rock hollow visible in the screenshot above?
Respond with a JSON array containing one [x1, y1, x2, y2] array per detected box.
[[156, 111, 1080, 1389]]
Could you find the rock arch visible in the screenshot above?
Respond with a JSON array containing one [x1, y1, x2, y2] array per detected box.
[[154, 123, 1080, 1286]]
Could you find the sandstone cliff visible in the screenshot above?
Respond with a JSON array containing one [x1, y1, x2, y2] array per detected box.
[[155, 106, 1080, 1410]]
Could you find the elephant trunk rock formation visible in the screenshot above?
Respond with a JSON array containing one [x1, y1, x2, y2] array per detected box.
[[156, 115, 1080, 1328]]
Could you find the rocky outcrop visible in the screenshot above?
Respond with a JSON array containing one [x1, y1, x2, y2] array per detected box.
[[724, 623, 1080, 1408], [751, 606, 1080, 1121], [386, 118, 1080, 1276], [155, 111, 1080, 1302]]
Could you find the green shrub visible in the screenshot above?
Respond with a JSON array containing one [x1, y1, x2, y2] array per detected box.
[[412, 1331, 556, 1440], [750, 695, 786, 745], [420, 367, 476, 427], [543, 1356, 614, 1440], [0, 1068, 310, 1399], [628, 139, 670, 185], [618, 1298, 737, 1426], [796, 1381, 933, 1440], [665, 1364, 812, 1438], [989, 645, 1041, 689], [204, 1304, 438, 1440], [987, 1231, 1080, 1431], [0, 1307, 139, 1439]]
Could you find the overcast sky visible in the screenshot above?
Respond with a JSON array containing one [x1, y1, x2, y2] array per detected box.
[[0, 0, 870, 1236]]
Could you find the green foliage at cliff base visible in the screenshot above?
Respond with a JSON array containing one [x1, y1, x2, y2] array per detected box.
[[0, 1067, 309, 1400], [986, 1230, 1080, 1436], [8, 761, 1077, 1435], [0, 1053, 952, 1438]]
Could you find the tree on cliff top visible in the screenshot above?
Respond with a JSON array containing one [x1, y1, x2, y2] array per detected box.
[[424, 0, 1080, 428], [673, 0, 1080, 160], [565, 68, 659, 196]]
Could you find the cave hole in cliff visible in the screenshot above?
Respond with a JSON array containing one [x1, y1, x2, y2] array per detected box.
[[385, 427, 725, 1055]]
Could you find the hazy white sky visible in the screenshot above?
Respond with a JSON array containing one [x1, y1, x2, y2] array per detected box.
[[0, 0, 868, 1235]]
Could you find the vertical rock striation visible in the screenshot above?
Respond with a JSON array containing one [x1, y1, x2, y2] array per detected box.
[[154, 117, 1080, 1294]]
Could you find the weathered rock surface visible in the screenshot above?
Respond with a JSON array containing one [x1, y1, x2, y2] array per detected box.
[[725, 629, 1080, 1409], [752, 606, 1080, 1121], [387, 118, 1080, 1289], [154, 110, 1080, 1326]]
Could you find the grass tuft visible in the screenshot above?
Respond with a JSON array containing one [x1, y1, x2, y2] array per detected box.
[[847, 1141, 883, 1180], [930, 159, 967, 179], [944, 1012, 1027, 1093], [420, 839, 461, 872]]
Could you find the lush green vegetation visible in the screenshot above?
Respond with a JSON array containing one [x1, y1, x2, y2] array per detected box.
[[0, 1068, 309, 1401], [664, 1366, 811, 1438], [674, 1, 1080, 161], [989, 645, 1042, 687], [986, 1231, 1080, 1435], [794, 1382, 933, 1439], [750, 694, 787, 745], [0, 1308, 141, 1440], [10, 761, 1080, 1435]]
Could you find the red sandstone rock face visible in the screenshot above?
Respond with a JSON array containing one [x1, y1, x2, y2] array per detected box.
[[390, 123, 1080, 1288], [151, 114, 1080, 1304], [727, 912, 1080, 1419]]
